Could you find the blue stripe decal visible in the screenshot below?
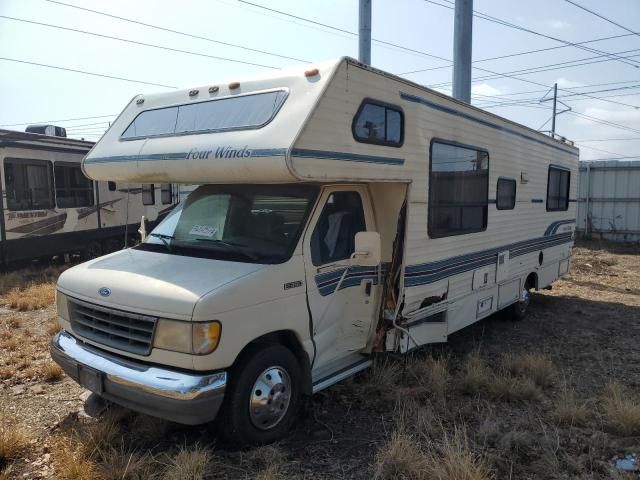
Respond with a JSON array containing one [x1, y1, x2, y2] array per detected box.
[[85, 148, 287, 164], [404, 232, 573, 288], [531, 199, 544, 203], [399, 92, 579, 157], [314, 266, 383, 297], [543, 219, 576, 236], [291, 148, 404, 166]]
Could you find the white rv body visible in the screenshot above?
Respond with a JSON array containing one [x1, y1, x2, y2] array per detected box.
[[0, 129, 179, 264], [52, 58, 578, 443]]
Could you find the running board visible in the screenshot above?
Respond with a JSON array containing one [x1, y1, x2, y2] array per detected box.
[[311, 355, 371, 393]]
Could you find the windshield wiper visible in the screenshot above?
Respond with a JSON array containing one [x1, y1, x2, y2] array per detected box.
[[194, 238, 259, 261], [149, 232, 173, 251]]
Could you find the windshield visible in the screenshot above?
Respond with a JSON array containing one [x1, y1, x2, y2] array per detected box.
[[137, 184, 319, 264]]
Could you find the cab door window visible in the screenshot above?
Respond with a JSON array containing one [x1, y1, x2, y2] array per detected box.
[[311, 191, 366, 266]]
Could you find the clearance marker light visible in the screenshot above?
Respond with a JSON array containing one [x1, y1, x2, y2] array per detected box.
[[229, 82, 240, 90], [305, 68, 319, 77]]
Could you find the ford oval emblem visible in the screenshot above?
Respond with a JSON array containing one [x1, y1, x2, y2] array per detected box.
[[98, 287, 111, 297]]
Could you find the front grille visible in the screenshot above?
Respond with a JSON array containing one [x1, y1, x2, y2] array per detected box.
[[68, 298, 157, 356]]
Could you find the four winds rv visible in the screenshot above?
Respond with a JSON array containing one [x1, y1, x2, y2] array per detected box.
[[50, 58, 578, 445]]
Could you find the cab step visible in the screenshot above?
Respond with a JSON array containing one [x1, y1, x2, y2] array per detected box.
[[311, 353, 371, 393]]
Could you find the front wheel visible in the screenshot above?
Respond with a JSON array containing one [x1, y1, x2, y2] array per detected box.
[[220, 344, 301, 446]]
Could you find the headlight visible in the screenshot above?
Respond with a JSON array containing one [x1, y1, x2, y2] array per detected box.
[[153, 320, 221, 355], [56, 290, 70, 321]]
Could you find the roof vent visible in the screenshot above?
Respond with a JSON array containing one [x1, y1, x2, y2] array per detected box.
[[25, 125, 67, 137]]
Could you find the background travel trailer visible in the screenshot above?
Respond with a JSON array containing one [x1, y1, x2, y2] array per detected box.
[[0, 128, 180, 265]]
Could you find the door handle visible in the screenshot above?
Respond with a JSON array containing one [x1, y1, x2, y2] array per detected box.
[[364, 280, 372, 296]]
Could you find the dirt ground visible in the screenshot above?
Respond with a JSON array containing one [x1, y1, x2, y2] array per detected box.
[[0, 240, 639, 479]]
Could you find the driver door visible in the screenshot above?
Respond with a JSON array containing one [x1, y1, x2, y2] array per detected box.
[[303, 186, 380, 370]]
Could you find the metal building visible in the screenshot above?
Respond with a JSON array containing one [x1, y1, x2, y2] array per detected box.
[[576, 160, 640, 242]]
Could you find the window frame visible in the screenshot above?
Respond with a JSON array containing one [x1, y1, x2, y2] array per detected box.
[[4, 158, 55, 211], [546, 165, 571, 212], [351, 98, 405, 148], [427, 138, 490, 239], [310, 190, 367, 266], [120, 88, 289, 141], [161, 183, 173, 205], [142, 184, 155, 205], [53, 161, 95, 208], [496, 177, 517, 211]]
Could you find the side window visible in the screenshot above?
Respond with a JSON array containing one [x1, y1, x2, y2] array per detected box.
[[4, 158, 54, 211], [108, 181, 117, 191], [546, 166, 570, 212], [353, 100, 403, 147], [428, 141, 489, 238], [161, 184, 172, 205], [142, 184, 155, 205], [54, 163, 94, 208], [496, 178, 516, 210], [311, 191, 366, 266]]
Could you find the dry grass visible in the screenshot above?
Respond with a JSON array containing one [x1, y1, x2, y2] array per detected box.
[[554, 389, 591, 427], [373, 431, 428, 480], [6, 317, 20, 329], [407, 355, 450, 397], [248, 445, 286, 480], [43, 362, 64, 382], [1, 337, 18, 352], [95, 444, 157, 480], [603, 383, 640, 436], [367, 356, 402, 388], [0, 421, 29, 465], [47, 318, 62, 337], [460, 352, 492, 395], [163, 445, 209, 480], [4, 283, 56, 311], [394, 398, 440, 440], [502, 352, 556, 388], [373, 428, 492, 480], [488, 373, 542, 402], [53, 440, 101, 480]]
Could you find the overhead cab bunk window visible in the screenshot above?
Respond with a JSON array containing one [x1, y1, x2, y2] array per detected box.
[[428, 140, 489, 238], [4, 159, 54, 211], [121, 90, 288, 139], [142, 184, 155, 205], [54, 163, 94, 208], [496, 178, 516, 210], [161, 184, 173, 205], [546, 166, 570, 212], [352, 100, 403, 147]]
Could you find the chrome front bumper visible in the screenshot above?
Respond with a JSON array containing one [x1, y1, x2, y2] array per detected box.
[[50, 330, 227, 425]]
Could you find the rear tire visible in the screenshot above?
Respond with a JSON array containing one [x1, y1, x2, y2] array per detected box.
[[509, 283, 532, 321], [220, 344, 301, 446]]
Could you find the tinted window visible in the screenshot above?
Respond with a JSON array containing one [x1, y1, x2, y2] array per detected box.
[[161, 184, 172, 205], [142, 184, 155, 205], [496, 178, 516, 210], [121, 90, 287, 139], [4, 159, 54, 211], [54, 164, 94, 208], [547, 166, 570, 211], [311, 191, 366, 265], [428, 141, 489, 237], [353, 100, 403, 147]]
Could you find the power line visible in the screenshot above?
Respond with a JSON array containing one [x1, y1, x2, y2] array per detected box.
[[422, 0, 640, 68], [45, 0, 308, 64], [400, 32, 636, 76], [575, 142, 629, 158], [568, 110, 640, 135], [564, 0, 640, 39], [583, 156, 640, 161], [0, 114, 116, 127], [575, 137, 640, 142], [0, 15, 280, 69], [0, 57, 177, 88]]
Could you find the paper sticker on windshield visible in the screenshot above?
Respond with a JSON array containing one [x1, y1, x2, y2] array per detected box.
[[189, 225, 218, 238]]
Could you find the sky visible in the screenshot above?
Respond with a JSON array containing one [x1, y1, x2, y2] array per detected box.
[[1, 0, 640, 161]]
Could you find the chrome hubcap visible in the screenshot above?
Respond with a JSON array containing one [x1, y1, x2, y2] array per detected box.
[[249, 366, 291, 430], [519, 288, 531, 312]]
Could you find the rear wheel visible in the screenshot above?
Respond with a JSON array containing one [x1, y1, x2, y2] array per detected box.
[[220, 344, 301, 446], [509, 282, 532, 321]]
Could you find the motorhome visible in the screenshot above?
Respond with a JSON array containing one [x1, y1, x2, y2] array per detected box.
[[0, 128, 179, 264], [51, 57, 578, 445]]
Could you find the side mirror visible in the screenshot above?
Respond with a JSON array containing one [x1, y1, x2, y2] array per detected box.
[[352, 231, 381, 266]]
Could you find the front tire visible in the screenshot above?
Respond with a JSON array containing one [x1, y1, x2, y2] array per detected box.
[[220, 344, 301, 446]]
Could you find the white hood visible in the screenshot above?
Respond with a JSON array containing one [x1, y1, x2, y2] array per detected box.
[[57, 248, 265, 318]]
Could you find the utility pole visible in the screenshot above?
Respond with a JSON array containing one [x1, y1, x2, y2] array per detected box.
[[359, 0, 372, 65], [551, 83, 558, 137], [452, 0, 473, 103]]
